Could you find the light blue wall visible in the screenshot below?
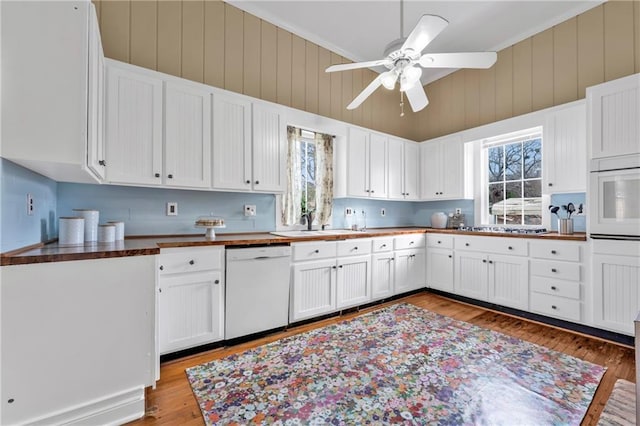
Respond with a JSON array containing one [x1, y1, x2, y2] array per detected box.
[[331, 198, 417, 229], [0, 159, 58, 252], [414, 199, 475, 228], [57, 183, 276, 236], [549, 192, 586, 232]]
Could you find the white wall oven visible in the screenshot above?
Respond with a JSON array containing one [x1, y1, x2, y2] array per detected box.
[[590, 154, 640, 240]]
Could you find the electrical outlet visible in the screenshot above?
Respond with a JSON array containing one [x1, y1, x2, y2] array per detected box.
[[166, 202, 178, 216], [455, 208, 462, 215], [345, 207, 353, 216], [244, 205, 256, 216], [26, 193, 34, 216], [380, 208, 386, 217]]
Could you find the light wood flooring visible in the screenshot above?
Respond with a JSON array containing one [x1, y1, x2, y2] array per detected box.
[[129, 292, 636, 425]]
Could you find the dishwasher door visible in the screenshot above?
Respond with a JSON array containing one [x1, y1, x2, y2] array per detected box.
[[225, 246, 291, 339]]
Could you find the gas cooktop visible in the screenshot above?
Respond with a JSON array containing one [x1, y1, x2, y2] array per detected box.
[[458, 226, 548, 235]]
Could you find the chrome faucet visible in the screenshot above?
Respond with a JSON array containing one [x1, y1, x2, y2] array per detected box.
[[302, 211, 314, 231]]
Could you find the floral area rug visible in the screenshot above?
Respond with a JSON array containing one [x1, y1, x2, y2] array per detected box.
[[186, 303, 606, 425]]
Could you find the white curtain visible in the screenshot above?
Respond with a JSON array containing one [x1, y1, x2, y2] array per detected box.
[[282, 126, 302, 226], [314, 132, 333, 225]]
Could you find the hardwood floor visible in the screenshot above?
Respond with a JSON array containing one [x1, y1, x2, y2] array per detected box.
[[129, 292, 635, 425]]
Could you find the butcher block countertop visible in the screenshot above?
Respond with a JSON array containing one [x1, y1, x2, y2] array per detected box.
[[1, 228, 587, 266]]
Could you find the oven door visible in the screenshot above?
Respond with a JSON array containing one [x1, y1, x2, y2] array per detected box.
[[590, 167, 640, 238]]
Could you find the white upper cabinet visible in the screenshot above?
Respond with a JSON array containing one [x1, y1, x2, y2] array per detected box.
[[346, 128, 388, 198], [588, 73, 640, 159], [212, 94, 253, 191], [1, 1, 105, 183], [420, 135, 464, 201], [543, 101, 587, 193], [164, 81, 212, 188], [388, 138, 419, 200], [105, 62, 164, 186], [252, 103, 287, 192]]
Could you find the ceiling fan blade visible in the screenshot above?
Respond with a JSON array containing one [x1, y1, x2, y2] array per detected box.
[[419, 52, 497, 69], [347, 75, 383, 110], [326, 59, 391, 73], [404, 84, 429, 112], [401, 14, 449, 54]]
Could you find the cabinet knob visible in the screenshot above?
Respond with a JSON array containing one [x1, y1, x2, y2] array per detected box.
[[189, 260, 195, 265], [551, 268, 557, 273], [365, 189, 370, 193], [406, 193, 409, 196], [353, 247, 358, 250], [255, 180, 259, 185], [154, 173, 160, 178], [437, 241, 441, 244], [246, 180, 251, 184], [314, 249, 319, 253], [98, 160, 106, 166], [482, 259, 487, 263], [551, 286, 557, 290], [548, 183, 553, 187], [371, 190, 375, 193], [159, 265, 164, 271], [332, 265, 337, 269], [409, 241, 414, 245], [488, 260, 493, 264], [551, 305, 557, 310], [214, 279, 220, 284], [508, 246, 513, 250], [168, 174, 173, 179], [551, 250, 557, 254], [448, 255, 452, 258], [381, 244, 386, 248], [465, 243, 470, 247], [435, 192, 438, 195], [339, 265, 343, 268]]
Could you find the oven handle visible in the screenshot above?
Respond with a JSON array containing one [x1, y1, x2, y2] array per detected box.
[[590, 233, 640, 241]]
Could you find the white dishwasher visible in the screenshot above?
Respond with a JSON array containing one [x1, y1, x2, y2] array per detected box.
[[225, 245, 292, 339]]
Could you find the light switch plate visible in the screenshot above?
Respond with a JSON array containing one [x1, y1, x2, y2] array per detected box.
[[244, 205, 256, 216]]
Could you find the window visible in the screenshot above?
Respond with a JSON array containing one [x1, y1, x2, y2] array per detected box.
[[482, 128, 542, 226], [282, 126, 333, 227]]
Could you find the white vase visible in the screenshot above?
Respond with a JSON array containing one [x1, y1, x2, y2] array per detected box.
[[431, 212, 448, 229]]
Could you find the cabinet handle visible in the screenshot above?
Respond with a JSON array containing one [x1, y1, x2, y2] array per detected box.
[[353, 247, 358, 250], [551, 286, 557, 290], [154, 173, 160, 178], [214, 279, 220, 284], [332, 265, 337, 269], [390, 258, 395, 261], [158, 288, 162, 293], [437, 241, 441, 244], [189, 260, 195, 265], [255, 180, 259, 185], [314, 249, 319, 253], [339, 265, 343, 268], [371, 190, 375, 193], [508, 246, 513, 250], [406, 193, 409, 196], [551, 250, 557, 254], [159, 265, 164, 271], [548, 183, 553, 187], [98, 160, 106, 166], [381, 244, 386, 248], [365, 189, 370, 193], [465, 243, 470, 247], [482, 259, 487, 263], [168, 174, 173, 179], [551, 268, 557, 273], [448, 255, 452, 258], [551, 305, 557, 310], [488, 260, 493, 264], [246, 180, 251, 184], [409, 241, 414, 245]]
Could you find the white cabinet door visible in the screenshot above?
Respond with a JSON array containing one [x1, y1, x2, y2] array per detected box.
[[388, 138, 405, 199], [164, 81, 212, 188], [347, 127, 370, 197], [336, 255, 371, 309], [105, 65, 163, 185], [252, 103, 286, 192], [403, 142, 420, 200], [158, 270, 224, 354], [369, 133, 388, 198], [395, 248, 426, 294], [592, 253, 640, 335], [420, 140, 441, 200], [588, 73, 640, 159], [291, 259, 337, 322], [427, 248, 454, 292], [86, 5, 106, 180], [371, 252, 395, 300], [488, 254, 529, 310], [440, 136, 464, 198], [455, 251, 488, 301], [212, 94, 252, 191], [543, 102, 587, 193]]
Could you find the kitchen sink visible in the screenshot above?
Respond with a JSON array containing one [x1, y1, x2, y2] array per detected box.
[[270, 229, 366, 237]]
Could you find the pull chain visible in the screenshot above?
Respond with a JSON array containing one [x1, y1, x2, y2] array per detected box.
[[400, 91, 405, 117]]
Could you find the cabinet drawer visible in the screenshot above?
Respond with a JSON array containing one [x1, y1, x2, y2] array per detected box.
[[158, 246, 224, 274], [292, 241, 337, 262], [372, 237, 394, 253], [530, 292, 581, 322], [530, 276, 581, 300], [427, 234, 454, 249], [337, 239, 371, 257], [394, 234, 425, 250], [530, 260, 580, 281], [530, 241, 580, 262], [456, 236, 528, 256]]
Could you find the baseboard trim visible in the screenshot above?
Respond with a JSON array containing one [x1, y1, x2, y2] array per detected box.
[[21, 386, 145, 426]]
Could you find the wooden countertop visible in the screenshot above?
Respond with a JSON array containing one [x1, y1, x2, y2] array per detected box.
[[1, 227, 587, 266]]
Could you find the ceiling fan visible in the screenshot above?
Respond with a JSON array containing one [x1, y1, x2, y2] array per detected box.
[[325, 8, 497, 115]]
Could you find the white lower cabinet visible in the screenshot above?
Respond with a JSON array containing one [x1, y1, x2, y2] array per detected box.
[[426, 235, 454, 292], [291, 258, 337, 322], [487, 255, 529, 310], [455, 251, 489, 300], [395, 248, 426, 293], [592, 240, 640, 335], [371, 252, 396, 300], [157, 247, 225, 354], [336, 254, 372, 309]]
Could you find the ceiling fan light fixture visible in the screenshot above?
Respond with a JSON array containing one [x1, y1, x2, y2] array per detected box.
[[400, 66, 422, 91], [380, 70, 398, 90]]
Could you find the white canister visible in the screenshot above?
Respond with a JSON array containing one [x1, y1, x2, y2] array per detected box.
[[58, 217, 85, 246], [98, 224, 116, 243], [73, 209, 99, 242], [107, 221, 125, 240], [430, 212, 448, 229]]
